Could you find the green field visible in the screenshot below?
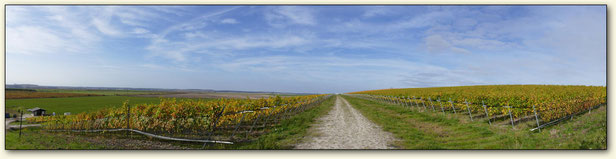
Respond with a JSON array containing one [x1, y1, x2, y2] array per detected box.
[[341, 95, 606, 149], [5, 127, 107, 150], [6, 96, 163, 114], [35, 89, 171, 96]]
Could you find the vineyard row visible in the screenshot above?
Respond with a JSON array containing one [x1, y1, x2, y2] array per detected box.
[[28, 94, 333, 145], [349, 94, 604, 130]]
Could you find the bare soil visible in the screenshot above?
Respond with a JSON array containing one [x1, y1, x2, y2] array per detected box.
[[295, 96, 396, 149]]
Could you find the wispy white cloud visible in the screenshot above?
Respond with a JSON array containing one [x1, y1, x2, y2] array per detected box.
[[265, 6, 316, 27], [140, 63, 166, 70], [424, 34, 471, 54], [147, 31, 313, 61], [92, 18, 122, 36], [221, 18, 238, 24], [6, 6, 179, 55], [132, 27, 150, 34], [7, 6, 99, 55], [7, 26, 82, 55], [156, 7, 239, 38], [362, 7, 391, 18]]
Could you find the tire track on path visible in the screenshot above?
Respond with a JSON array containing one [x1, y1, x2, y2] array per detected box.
[[295, 95, 396, 149]]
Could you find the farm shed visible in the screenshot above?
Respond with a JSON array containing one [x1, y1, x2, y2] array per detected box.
[[27, 107, 46, 116]]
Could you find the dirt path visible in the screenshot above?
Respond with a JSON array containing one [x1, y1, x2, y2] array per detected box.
[[295, 96, 396, 149], [6, 115, 40, 130]]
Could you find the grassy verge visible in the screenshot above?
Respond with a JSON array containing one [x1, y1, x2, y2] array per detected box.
[[341, 95, 606, 149], [5, 127, 107, 150]]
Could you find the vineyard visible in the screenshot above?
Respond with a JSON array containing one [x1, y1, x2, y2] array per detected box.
[[27, 94, 332, 145], [349, 85, 606, 130]]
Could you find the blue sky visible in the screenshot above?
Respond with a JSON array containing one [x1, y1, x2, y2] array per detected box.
[[6, 6, 606, 93]]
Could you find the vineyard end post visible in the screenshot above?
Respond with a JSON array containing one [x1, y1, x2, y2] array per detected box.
[[533, 105, 541, 132]]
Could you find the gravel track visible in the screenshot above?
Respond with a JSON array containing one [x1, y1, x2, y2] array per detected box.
[[295, 96, 396, 149]]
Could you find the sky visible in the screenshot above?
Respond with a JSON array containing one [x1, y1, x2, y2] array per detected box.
[[5, 5, 606, 93]]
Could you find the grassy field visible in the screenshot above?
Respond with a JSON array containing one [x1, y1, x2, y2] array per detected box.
[[35, 89, 171, 96], [6, 96, 163, 114], [5, 127, 107, 150], [341, 95, 606, 149]]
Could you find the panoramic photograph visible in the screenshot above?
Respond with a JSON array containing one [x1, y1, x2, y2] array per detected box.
[[4, 5, 606, 150]]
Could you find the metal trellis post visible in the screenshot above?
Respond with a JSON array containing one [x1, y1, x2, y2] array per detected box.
[[429, 97, 435, 112], [438, 98, 445, 114], [449, 98, 456, 114], [231, 113, 246, 139], [483, 101, 491, 125], [421, 97, 427, 112], [465, 99, 473, 121], [19, 110, 23, 138], [506, 106, 514, 128], [533, 105, 540, 132]]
